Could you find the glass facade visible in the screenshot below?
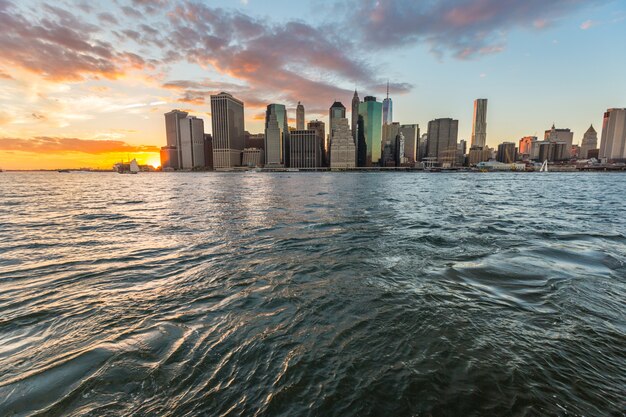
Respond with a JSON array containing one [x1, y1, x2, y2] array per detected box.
[[357, 97, 383, 166], [265, 104, 289, 165]]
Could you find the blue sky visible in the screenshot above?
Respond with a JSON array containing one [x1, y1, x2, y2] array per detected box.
[[0, 0, 624, 168]]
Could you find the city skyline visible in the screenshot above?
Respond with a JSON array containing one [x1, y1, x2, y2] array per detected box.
[[0, 0, 625, 169]]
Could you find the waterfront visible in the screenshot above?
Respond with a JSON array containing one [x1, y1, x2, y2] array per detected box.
[[0, 172, 625, 416]]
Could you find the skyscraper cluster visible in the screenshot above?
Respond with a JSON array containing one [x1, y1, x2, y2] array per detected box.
[[160, 89, 626, 171]]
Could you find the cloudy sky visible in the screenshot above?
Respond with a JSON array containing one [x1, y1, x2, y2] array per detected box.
[[0, 0, 624, 169]]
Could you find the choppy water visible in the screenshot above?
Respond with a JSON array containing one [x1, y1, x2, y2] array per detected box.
[[0, 172, 625, 416]]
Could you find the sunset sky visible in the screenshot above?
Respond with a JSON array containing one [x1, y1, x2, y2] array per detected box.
[[0, 0, 625, 170]]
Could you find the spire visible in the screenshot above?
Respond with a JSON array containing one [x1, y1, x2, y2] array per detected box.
[[386, 80, 389, 99]]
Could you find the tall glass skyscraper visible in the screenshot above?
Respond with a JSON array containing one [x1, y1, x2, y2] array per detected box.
[[265, 104, 289, 167], [382, 82, 393, 125], [357, 96, 383, 167]]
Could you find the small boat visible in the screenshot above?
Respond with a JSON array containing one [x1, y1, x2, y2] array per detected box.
[[539, 160, 549, 173], [58, 169, 70, 173]]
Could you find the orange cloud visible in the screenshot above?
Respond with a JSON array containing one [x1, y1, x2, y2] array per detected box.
[[0, 137, 159, 154]]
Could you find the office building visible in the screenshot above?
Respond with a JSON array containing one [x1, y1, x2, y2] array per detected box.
[[242, 148, 264, 167], [579, 125, 598, 159], [599, 109, 626, 161], [245, 131, 265, 150], [519, 136, 538, 156], [545, 124, 574, 150], [160, 146, 178, 171], [203, 134, 213, 170], [418, 133, 428, 161], [468, 146, 492, 166], [457, 139, 467, 166], [289, 130, 323, 168], [471, 99, 487, 148], [330, 118, 356, 169], [382, 82, 393, 125], [163, 109, 188, 170], [211, 92, 245, 168], [296, 102, 305, 130], [307, 120, 326, 166], [357, 96, 383, 166], [426, 118, 459, 167], [496, 142, 516, 163], [265, 104, 289, 167], [179, 116, 205, 169], [395, 132, 408, 166], [351, 90, 360, 144], [399, 124, 419, 163]]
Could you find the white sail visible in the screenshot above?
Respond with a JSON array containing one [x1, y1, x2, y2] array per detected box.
[[129, 159, 140, 173], [539, 160, 548, 172]]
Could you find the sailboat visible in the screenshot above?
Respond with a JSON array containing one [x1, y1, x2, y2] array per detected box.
[[117, 158, 140, 174], [539, 160, 549, 173]]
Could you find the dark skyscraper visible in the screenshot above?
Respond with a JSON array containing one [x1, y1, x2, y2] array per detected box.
[[351, 90, 360, 144], [265, 104, 289, 167], [357, 96, 383, 166], [210, 92, 245, 168], [296, 102, 305, 130]]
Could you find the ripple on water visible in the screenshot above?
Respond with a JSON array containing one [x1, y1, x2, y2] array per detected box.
[[0, 172, 625, 416]]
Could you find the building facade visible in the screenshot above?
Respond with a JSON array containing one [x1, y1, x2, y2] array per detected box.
[[496, 142, 516, 163], [242, 148, 264, 167], [427, 118, 459, 167], [163, 109, 188, 170], [599, 108, 626, 161], [579, 125, 598, 159], [330, 118, 356, 169], [179, 116, 205, 169], [545, 124, 574, 150], [382, 83, 393, 125], [265, 104, 289, 167], [296, 102, 305, 130], [211, 92, 245, 168], [351, 90, 360, 144], [289, 130, 323, 168], [399, 124, 419, 163], [357, 96, 383, 166], [471, 99, 488, 149], [203, 134, 213, 170], [519, 136, 538, 156]]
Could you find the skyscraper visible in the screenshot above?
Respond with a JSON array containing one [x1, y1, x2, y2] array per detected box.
[[307, 120, 326, 166], [519, 136, 538, 156], [296, 102, 305, 130], [545, 124, 574, 149], [599, 108, 626, 161], [382, 81, 393, 125], [163, 109, 188, 170], [179, 116, 205, 169], [496, 142, 516, 163], [289, 130, 323, 168], [330, 118, 356, 169], [351, 90, 360, 144], [427, 118, 459, 167], [265, 104, 289, 167], [470, 99, 488, 149], [579, 125, 598, 159], [211, 92, 245, 168], [329, 101, 346, 164], [357, 96, 383, 166], [399, 124, 419, 164]]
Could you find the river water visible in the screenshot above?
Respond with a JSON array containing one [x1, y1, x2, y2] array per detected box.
[[0, 172, 624, 416]]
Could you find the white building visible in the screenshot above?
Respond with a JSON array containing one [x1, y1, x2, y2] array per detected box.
[[599, 108, 626, 161], [330, 118, 356, 169], [579, 125, 598, 159], [242, 148, 264, 167]]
